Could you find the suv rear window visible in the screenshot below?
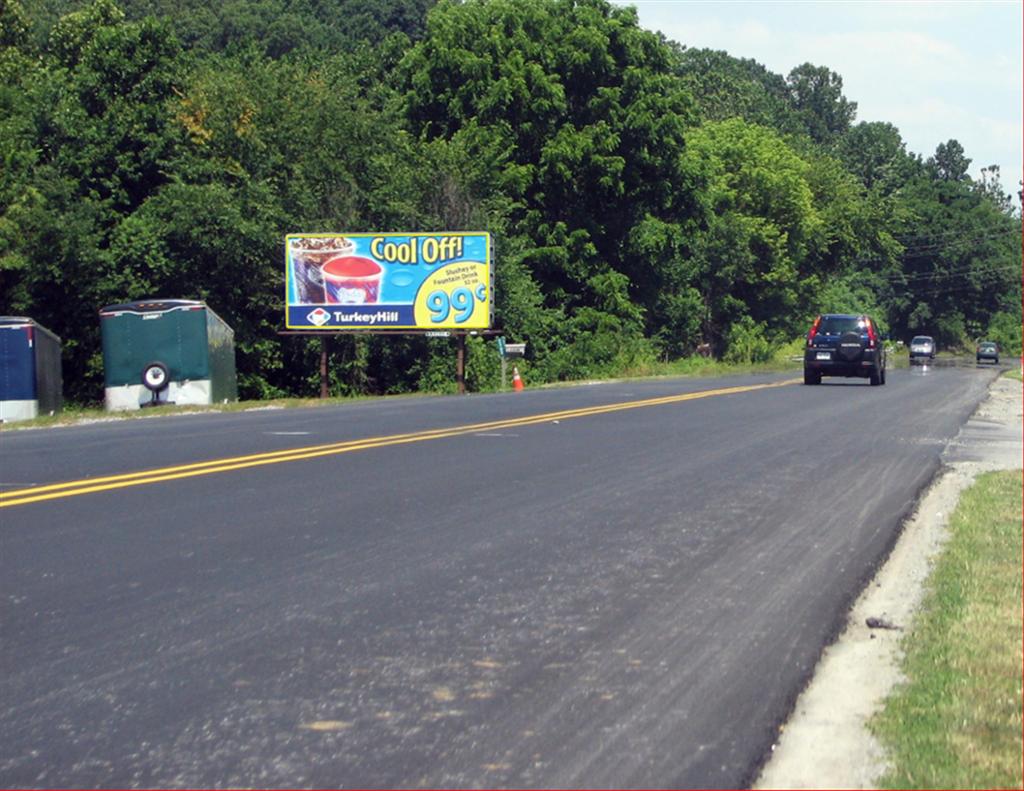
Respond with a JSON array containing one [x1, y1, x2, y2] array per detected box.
[[911, 336, 932, 345], [817, 316, 864, 335]]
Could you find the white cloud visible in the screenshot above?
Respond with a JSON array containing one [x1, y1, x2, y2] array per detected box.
[[616, 0, 1023, 193], [663, 17, 778, 60], [797, 31, 966, 81]]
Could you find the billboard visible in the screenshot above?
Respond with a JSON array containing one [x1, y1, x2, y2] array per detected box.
[[285, 232, 492, 330]]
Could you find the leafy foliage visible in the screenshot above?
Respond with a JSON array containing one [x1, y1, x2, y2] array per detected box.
[[2, 0, 1020, 404], [674, 47, 805, 136], [785, 62, 857, 144]]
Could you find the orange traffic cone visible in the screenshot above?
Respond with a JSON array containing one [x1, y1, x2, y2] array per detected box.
[[512, 366, 524, 392]]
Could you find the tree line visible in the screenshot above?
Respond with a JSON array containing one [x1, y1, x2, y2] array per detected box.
[[2, 0, 1020, 403]]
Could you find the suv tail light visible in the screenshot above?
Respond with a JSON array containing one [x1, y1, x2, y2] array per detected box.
[[864, 317, 877, 348], [807, 315, 822, 346]]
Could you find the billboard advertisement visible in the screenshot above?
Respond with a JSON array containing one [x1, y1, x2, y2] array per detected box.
[[285, 232, 492, 330]]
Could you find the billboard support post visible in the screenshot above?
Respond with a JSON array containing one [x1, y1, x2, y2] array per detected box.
[[278, 328, 507, 396], [456, 333, 466, 395], [285, 231, 494, 396], [320, 335, 330, 399]]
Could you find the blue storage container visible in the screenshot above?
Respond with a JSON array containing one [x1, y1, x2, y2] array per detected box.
[[0, 318, 63, 423]]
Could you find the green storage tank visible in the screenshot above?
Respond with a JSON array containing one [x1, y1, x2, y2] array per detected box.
[[99, 300, 238, 411]]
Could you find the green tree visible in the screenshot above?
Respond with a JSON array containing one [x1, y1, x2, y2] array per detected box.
[[1, 0, 32, 48], [150, 47, 419, 397], [401, 0, 705, 379], [110, 0, 436, 55], [836, 121, 920, 194], [1, 0, 185, 402], [8, 0, 1016, 402], [927, 139, 971, 182], [683, 118, 823, 351], [0, 0, 43, 311], [985, 311, 1021, 355], [786, 62, 857, 144], [885, 142, 1021, 347], [673, 47, 805, 136], [47, 0, 125, 67]]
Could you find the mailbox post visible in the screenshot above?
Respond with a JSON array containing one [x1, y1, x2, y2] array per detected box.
[[498, 339, 527, 390]]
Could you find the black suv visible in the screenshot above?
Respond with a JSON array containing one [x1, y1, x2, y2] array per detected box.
[[804, 314, 887, 386], [976, 341, 999, 364]]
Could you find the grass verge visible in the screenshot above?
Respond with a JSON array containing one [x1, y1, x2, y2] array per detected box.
[[0, 394, 395, 430], [2, 354, 804, 430], [871, 469, 1023, 789]]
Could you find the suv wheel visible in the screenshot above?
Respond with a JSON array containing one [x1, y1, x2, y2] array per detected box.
[[803, 368, 821, 385], [870, 368, 881, 386]]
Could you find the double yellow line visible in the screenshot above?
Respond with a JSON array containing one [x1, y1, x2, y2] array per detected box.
[[0, 379, 797, 508]]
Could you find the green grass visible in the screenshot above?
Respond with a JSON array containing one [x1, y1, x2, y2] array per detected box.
[[0, 394, 393, 430], [871, 470, 1024, 789], [2, 353, 808, 430], [612, 354, 798, 380], [612, 339, 807, 380], [1003, 368, 1022, 382]]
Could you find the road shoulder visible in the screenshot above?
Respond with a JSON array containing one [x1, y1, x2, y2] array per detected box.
[[754, 374, 1023, 789]]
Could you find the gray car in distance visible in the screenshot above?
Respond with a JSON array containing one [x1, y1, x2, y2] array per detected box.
[[908, 335, 936, 364]]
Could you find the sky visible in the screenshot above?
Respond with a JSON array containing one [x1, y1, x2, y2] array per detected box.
[[612, 0, 1023, 204]]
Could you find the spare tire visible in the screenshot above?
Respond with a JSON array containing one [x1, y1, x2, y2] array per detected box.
[[836, 331, 865, 362], [142, 361, 170, 392]]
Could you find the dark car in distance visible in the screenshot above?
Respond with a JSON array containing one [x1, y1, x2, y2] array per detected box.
[[804, 314, 887, 386], [908, 335, 936, 364], [976, 341, 1000, 364]]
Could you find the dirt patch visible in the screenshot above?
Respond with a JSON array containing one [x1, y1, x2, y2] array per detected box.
[[755, 375, 1023, 789]]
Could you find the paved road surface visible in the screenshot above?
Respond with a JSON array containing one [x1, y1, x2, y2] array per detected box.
[[0, 364, 1000, 788]]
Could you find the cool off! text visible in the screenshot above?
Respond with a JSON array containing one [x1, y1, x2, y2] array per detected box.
[[371, 236, 464, 265]]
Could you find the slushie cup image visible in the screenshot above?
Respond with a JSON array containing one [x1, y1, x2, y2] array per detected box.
[[289, 236, 354, 303], [322, 256, 383, 304]]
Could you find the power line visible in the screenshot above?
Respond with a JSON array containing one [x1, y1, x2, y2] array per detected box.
[[899, 233, 1020, 258], [881, 268, 1021, 299], [850, 227, 1021, 267], [880, 262, 1021, 284], [890, 222, 1021, 246]]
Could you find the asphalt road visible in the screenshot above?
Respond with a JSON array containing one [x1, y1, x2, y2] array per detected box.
[[0, 363, 1001, 788]]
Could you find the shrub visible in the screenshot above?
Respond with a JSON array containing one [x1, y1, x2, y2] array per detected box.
[[985, 311, 1022, 355], [723, 316, 772, 364]]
